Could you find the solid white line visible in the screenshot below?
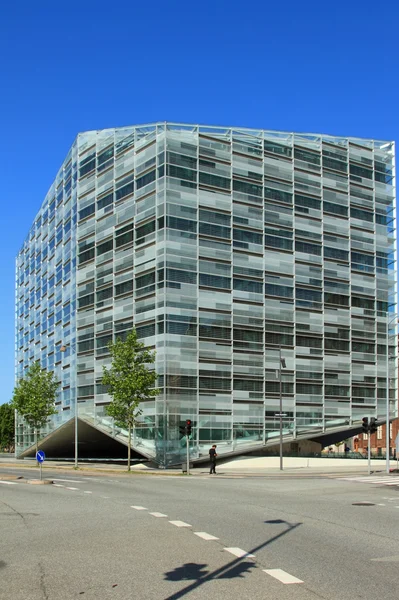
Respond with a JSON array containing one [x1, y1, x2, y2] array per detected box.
[[343, 477, 394, 482], [0, 481, 18, 485], [224, 547, 255, 558], [66, 487, 79, 490], [131, 506, 147, 510], [84, 491, 92, 494], [264, 569, 303, 584], [194, 532, 219, 541], [169, 520, 191, 528], [149, 512, 167, 518]]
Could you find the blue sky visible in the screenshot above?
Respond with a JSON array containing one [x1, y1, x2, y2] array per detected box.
[[0, 0, 397, 404]]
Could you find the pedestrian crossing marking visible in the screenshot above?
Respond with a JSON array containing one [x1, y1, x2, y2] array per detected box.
[[340, 476, 399, 486]]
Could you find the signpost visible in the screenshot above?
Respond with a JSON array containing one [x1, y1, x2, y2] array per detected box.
[[36, 450, 45, 481]]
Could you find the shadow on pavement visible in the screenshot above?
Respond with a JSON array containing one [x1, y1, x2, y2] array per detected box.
[[163, 518, 301, 600]]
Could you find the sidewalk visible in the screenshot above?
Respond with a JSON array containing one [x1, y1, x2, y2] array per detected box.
[[1, 455, 398, 476]]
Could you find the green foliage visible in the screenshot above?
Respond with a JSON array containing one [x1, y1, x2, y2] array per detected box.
[[102, 329, 159, 470], [102, 329, 159, 427], [11, 362, 59, 431], [0, 402, 15, 451]]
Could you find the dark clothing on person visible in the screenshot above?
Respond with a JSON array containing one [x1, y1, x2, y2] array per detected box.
[[209, 447, 217, 474]]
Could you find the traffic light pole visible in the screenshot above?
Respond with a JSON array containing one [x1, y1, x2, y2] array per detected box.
[[186, 435, 190, 476], [368, 439, 371, 476]]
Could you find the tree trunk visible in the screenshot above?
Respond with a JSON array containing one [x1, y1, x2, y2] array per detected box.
[[127, 422, 131, 472]]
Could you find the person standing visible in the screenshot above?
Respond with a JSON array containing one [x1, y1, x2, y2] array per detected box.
[[209, 444, 217, 474]]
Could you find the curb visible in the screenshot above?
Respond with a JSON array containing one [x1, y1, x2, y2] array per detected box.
[[26, 479, 53, 485]]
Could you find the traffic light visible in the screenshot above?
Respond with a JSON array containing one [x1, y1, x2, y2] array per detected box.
[[185, 419, 192, 436], [362, 417, 369, 434], [369, 417, 377, 434]]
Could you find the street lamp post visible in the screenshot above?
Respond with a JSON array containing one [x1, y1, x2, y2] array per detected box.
[[278, 348, 287, 471], [386, 316, 398, 474], [60, 344, 78, 468]]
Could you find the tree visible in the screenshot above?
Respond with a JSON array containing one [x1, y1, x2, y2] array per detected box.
[[11, 362, 59, 456], [102, 329, 159, 471], [0, 402, 15, 452]]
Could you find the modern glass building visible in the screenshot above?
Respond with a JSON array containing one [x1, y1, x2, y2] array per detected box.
[[15, 123, 398, 466]]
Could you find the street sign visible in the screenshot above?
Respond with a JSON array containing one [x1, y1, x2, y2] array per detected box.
[[36, 450, 45, 463], [275, 413, 287, 417]]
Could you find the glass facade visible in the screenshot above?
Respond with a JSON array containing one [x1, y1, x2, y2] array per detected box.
[[15, 123, 398, 466]]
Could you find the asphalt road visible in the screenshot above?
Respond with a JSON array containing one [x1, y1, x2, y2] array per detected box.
[[1, 467, 399, 599]]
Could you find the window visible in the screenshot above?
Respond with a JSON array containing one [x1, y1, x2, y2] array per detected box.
[[136, 272, 155, 289], [199, 274, 231, 289], [97, 239, 113, 256], [233, 179, 262, 197], [136, 220, 155, 242], [166, 269, 196, 285], [295, 194, 321, 211], [234, 278, 263, 294], [233, 228, 262, 245], [97, 193, 113, 210], [295, 241, 322, 256], [136, 169, 156, 189], [115, 280, 133, 296]]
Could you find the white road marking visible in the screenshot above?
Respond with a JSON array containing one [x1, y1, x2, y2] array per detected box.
[[264, 569, 303, 584], [66, 487, 79, 490], [169, 520, 191, 528], [377, 503, 386, 506], [53, 484, 65, 487], [0, 481, 18, 485], [194, 532, 219, 541], [150, 512, 167, 518], [224, 547, 255, 558], [101, 496, 110, 499], [131, 506, 147, 510], [84, 491, 92, 494], [341, 476, 399, 485], [52, 479, 82, 483]]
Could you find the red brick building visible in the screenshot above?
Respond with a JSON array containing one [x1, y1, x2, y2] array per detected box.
[[355, 418, 399, 457]]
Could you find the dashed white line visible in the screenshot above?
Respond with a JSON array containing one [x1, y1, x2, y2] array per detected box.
[[84, 491, 92, 494], [53, 484, 64, 487], [377, 503, 386, 506], [0, 481, 18, 485], [194, 532, 219, 541], [131, 505, 147, 510], [66, 487, 79, 491], [224, 547, 255, 558], [264, 569, 303, 584], [150, 512, 167, 518], [169, 520, 191, 528]]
